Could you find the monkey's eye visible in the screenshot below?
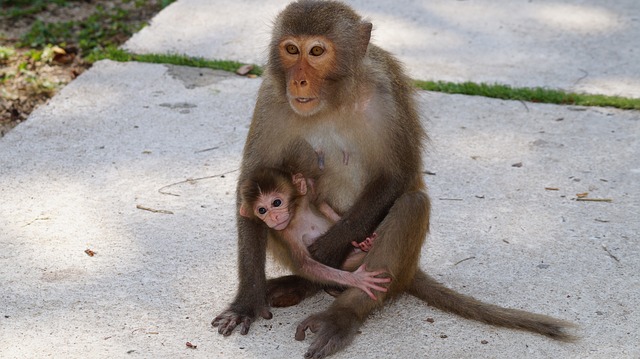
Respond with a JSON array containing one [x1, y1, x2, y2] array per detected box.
[[272, 199, 282, 207], [258, 207, 267, 215], [286, 44, 299, 55], [310, 46, 324, 56]]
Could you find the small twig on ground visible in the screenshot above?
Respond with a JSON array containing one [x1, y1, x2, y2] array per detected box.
[[194, 146, 219, 153], [158, 169, 239, 196], [601, 244, 620, 262], [453, 256, 476, 266], [576, 198, 613, 203], [136, 204, 174, 214], [22, 216, 51, 227]]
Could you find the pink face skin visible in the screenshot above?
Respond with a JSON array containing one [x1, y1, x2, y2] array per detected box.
[[253, 192, 292, 231]]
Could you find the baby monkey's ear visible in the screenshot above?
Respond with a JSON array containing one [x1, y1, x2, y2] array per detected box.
[[239, 204, 252, 218], [291, 173, 307, 195]]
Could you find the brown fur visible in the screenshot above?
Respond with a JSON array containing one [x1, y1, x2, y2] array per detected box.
[[212, 1, 576, 357]]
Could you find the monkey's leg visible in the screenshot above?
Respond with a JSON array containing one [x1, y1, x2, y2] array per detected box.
[[295, 191, 431, 358], [266, 275, 322, 307]]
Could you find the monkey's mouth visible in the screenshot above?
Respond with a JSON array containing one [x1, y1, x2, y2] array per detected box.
[[273, 221, 289, 231], [295, 97, 316, 104], [289, 97, 319, 115]]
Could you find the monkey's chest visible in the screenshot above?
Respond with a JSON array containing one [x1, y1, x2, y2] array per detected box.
[[296, 211, 332, 247], [303, 128, 368, 213]]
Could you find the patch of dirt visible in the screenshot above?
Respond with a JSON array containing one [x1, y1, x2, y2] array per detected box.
[[0, 1, 167, 136]]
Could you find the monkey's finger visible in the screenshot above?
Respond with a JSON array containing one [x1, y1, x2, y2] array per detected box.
[[372, 277, 392, 284], [369, 284, 389, 293], [211, 317, 221, 327], [296, 315, 323, 341], [368, 270, 392, 278], [363, 288, 377, 300], [295, 323, 309, 341], [239, 317, 252, 335], [259, 307, 273, 319], [218, 319, 238, 336]]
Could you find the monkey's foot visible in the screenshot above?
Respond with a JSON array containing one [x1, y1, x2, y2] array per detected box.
[[212, 305, 272, 336], [267, 275, 321, 307], [295, 309, 361, 359], [352, 232, 377, 252]]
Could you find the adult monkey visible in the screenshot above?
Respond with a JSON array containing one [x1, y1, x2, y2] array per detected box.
[[213, 1, 574, 358]]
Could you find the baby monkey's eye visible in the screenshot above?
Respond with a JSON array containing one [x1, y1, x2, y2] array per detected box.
[[273, 199, 282, 207], [258, 207, 267, 215]]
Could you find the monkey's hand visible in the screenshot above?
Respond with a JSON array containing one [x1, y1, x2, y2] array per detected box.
[[212, 305, 272, 336], [351, 264, 391, 300]]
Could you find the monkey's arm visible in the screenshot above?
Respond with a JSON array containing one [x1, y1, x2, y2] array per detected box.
[[286, 235, 390, 300], [309, 171, 406, 268], [212, 215, 272, 335], [317, 201, 341, 222]]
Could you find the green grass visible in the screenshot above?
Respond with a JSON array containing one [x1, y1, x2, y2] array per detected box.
[[415, 80, 640, 110], [6, 0, 176, 59], [18, 5, 143, 56], [95, 47, 264, 75], [1, 0, 69, 18]]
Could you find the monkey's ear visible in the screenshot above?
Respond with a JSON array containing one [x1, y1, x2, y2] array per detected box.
[[359, 22, 372, 56], [292, 173, 307, 195], [239, 204, 251, 218]]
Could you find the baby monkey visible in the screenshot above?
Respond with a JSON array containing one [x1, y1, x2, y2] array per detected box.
[[239, 167, 388, 300]]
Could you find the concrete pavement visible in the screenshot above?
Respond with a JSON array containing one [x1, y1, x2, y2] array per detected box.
[[1, 1, 639, 358]]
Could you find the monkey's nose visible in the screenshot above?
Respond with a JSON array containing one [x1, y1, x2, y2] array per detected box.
[[294, 79, 308, 87]]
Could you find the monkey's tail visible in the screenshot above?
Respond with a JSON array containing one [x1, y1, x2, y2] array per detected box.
[[407, 270, 577, 342]]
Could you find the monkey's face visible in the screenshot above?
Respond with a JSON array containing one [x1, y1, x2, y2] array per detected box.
[[279, 36, 336, 116], [254, 192, 292, 230]]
